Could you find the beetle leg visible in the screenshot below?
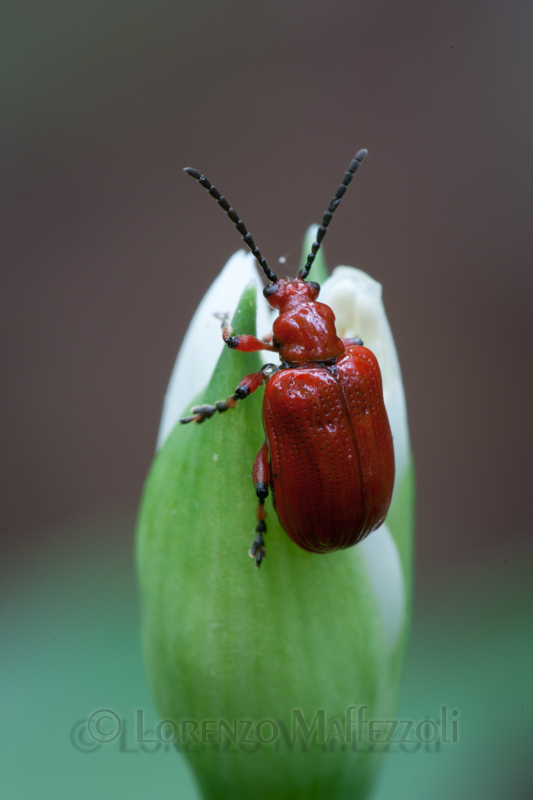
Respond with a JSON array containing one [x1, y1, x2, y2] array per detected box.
[[224, 331, 277, 353], [180, 364, 277, 424], [215, 311, 277, 353], [250, 441, 269, 568]]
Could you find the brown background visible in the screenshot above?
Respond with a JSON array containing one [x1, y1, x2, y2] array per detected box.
[[3, 0, 533, 584]]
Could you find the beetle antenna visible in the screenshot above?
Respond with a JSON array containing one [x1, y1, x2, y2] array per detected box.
[[184, 168, 278, 283], [298, 149, 368, 280]]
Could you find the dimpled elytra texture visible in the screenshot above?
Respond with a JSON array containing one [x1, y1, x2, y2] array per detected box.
[[263, 345, 394, 553]]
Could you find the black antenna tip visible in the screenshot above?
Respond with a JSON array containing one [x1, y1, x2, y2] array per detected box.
[[184, 167, 201, 179], [355, 149, 368, 161]]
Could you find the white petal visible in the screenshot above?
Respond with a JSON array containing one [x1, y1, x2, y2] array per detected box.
[[156, 251, 274, 450], [320, 267, 410, 490], [358, 523, 405, 653]]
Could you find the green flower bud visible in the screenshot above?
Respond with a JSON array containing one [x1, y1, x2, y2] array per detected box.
[[137, 232, 415, 800]]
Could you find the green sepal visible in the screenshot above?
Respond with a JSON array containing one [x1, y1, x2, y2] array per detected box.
[[383, 457, 416, 682], [387, 457, 416, 608], [137, 282, 413, 800]]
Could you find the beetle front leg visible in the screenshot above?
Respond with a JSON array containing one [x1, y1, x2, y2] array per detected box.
[[216, 311, 277, 354], [250, 440, 269, 568], [180, 363, 277, 424]]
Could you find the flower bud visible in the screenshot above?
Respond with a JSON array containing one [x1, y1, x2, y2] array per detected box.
[[137, 231, 414, 800]]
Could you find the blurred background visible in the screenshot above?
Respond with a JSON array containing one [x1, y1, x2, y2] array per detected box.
[[2, 1, 532, 797]]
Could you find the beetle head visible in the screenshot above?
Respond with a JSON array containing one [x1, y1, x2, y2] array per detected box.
[[263, 278, 320, 309]]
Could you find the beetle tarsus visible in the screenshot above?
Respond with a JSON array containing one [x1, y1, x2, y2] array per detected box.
[[249, 527, 266, 568], [180, 416, 199, 425], [180, 401, 230, 424], [214, 311, 231, 327], [214, 311, 237, 346]]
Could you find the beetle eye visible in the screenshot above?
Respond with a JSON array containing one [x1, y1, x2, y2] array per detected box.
[[307, 281, 320, 297], [263, 284, 278, 298]]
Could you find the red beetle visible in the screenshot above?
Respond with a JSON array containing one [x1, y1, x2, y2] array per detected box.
[[180, 150, 395, 566]]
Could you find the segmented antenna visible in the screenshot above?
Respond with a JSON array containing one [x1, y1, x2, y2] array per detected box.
[[298, 149, 368, 280], [184, 168, 278, 283]]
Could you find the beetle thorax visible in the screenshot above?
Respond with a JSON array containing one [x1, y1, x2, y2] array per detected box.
[[267, 279, 345, 363]]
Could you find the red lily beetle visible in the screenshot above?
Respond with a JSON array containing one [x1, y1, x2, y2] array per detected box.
[[180, 151, 395, 566]]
